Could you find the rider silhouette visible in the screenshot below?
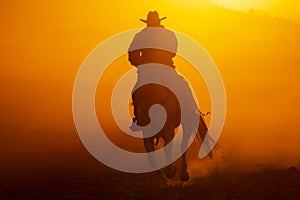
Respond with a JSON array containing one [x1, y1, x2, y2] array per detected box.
[[128, 11, 182, 131], [128, 11, 177, 69]]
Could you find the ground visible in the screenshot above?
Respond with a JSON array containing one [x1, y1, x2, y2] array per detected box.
[[1, 151, 300, 200]]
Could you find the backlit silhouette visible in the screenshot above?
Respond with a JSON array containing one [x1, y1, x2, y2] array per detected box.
[[128, 11, 211, 181]]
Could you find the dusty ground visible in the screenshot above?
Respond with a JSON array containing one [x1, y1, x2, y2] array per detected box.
[[1, 150, 300, 200]]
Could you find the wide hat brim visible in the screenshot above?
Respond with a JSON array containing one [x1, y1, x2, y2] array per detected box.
[[140, 17, 167, 23]]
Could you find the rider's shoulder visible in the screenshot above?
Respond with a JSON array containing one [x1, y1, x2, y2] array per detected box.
[[138, 27, 175, 37]]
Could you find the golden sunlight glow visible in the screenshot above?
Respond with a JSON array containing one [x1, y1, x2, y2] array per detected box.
[[211, 0, 276, 11]]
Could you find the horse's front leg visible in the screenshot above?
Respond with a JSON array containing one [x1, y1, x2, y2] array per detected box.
[[143, 137, 157, 168], [162, 130, 177, 179], [180, 125, 192, 182], [181, 152, 189, 181]]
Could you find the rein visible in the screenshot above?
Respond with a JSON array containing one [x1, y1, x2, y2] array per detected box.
[[199, 110, 211, 117]]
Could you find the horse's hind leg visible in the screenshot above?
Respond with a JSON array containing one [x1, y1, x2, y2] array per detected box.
[[162, 130, 177, 179], [181, 152, 189, 182], [143, 137, 157, 168]]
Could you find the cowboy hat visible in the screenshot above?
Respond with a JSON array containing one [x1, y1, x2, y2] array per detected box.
[[140, 11, 166, 24]]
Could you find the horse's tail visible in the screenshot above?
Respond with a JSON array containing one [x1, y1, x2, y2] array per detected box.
[[196, 112, 214, 159]]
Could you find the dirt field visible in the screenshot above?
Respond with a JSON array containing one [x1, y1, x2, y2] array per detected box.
[[1, 150, 300, 200]]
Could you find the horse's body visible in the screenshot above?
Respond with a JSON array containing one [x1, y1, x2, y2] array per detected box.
[[131, 68, 209, 182]]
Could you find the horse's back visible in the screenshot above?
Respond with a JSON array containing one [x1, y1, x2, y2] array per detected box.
[[132, 83, 181, 130]]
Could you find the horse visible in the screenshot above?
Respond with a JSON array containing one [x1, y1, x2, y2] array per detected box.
[[131, 72, 210, 182]]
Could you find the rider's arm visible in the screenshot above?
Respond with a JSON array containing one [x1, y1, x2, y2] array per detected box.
[[128, 50, 141, 67]]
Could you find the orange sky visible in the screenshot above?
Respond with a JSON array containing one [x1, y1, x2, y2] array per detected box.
[[1, 0, 300, 171]]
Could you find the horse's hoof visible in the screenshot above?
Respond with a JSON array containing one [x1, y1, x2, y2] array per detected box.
[[181, 171, 189, 182], [165, 165, 177, 179]]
